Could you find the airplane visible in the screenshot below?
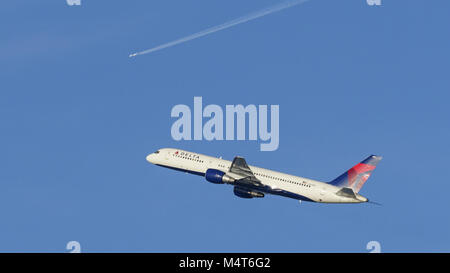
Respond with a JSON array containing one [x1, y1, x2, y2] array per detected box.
[[146, 148, 382, 204]]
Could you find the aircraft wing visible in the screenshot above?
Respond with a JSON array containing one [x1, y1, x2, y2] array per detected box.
[[229, 156, 262, 186]]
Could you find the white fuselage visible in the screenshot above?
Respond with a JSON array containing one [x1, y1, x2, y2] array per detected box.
[[146, 148, 368, 203]]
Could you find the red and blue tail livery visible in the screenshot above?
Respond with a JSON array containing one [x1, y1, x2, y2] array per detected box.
[[329, 155, 382, 193]]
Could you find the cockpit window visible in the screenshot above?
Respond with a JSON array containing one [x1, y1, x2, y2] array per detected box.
[[154, 150, 160, 154]]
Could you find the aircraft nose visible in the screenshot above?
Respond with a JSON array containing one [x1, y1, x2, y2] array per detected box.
[[146, 153, 156, 164]]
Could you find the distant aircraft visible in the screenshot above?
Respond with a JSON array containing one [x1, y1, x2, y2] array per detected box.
[[146, 148, 382, 204]]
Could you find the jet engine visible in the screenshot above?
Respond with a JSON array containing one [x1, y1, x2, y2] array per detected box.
[[233, 186, 264, 199], [205, 169, 235, 184]]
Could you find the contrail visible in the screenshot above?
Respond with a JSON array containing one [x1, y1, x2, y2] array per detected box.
[[129, 0, 310, 57]]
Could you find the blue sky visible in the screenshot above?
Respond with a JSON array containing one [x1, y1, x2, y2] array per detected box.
[[1, 0, 449, 252]]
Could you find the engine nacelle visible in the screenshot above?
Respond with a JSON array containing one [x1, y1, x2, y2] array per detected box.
[[205, 169, 235, 184], [233, 187, 264, 199]]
